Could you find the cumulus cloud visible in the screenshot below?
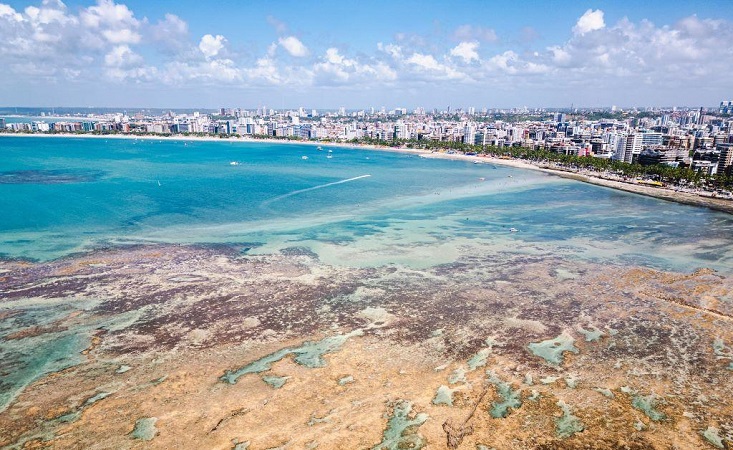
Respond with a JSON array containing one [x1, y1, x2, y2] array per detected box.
[[573, 9, 605, 35], [81, 0, 140, 43], [0, 4, 24, 22], [313, 47, 397, 85], [278, 35, 308, 57], [450, 41, 479, 63], [484, 50, 547, 75], [104, 44, 141, 67], [406, 53, 465, 80], [199, 34, 225, 59], [150, 13, 188, 47]]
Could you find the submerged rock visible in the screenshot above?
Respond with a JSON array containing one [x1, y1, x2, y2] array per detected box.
[[702, 426, 725, 449], [528, 333, 579, 365], [131, 417, 158, 441], [556, 401, 584, 438], [432, 385, 456, 406], [262, 375, 288, 389], [486, 371, 522, 418], [371, 400, 428, 450], [221, 330, 364, 384]]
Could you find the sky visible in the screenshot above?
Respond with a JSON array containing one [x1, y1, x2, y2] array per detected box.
[[0, 0, 732, 109]]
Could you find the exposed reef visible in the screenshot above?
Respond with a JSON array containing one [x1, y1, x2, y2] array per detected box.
[[1, 244, 732, 449]]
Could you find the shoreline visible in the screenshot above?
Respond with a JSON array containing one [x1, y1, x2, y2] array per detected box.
[[3, 132, 733, 214]]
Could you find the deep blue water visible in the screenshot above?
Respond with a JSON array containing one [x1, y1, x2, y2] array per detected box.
[[1, 135, 733, 273]]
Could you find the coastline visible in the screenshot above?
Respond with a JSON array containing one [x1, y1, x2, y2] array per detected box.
[[3, 132, 733, 215]]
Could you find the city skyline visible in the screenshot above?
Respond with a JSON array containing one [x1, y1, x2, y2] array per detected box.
[[1, 0, 732, 108]]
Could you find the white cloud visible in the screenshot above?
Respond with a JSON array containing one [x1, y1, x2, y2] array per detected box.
[[199, 34, 225, 59], [548, 45, 571, 65], [278, 35, 308, 57], [160, 58, 242, 85], [484, 50, 548, 75], [313, 47, 397, 85], [102, 28, 140, 44], [81, 0, 137, 29], [245, 57, 282, 84], [377, 42, 402, 59], [453, 25, 498, 43], [407, 53, 441, 70], [450, 41, 479, 63], [104, 44, 141, 67], [105, 65, 156, 82], [24, 3, 75, 25], [0, 4, 24, 22], [405, 53, 465, 80], [150, 13, 188, 47], [79, 0, 140, 44], [573, 9, 605, 35]]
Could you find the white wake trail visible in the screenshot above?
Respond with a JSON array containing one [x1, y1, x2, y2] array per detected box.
[[262, 174, 371, 206]]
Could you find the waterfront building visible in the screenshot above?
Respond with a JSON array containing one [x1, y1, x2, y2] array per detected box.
[[623, 133, 644, 163]]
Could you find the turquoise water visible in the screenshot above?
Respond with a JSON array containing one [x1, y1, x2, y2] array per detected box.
[[1, 136, 733, 272]]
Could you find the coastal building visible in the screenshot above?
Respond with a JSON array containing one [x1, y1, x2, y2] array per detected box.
[[638, 148, 687, 166], [717, 143, 733, 173], [463, 124, 476, 145], [692, 149, 721, 175], [623, 133, 644, 163]]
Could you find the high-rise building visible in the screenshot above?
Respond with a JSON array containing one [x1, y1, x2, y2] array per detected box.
[[641, 132, 663, 146], [717, 143, 733, 173], [624, 133, 643, 163], [612, 135, 627, 161], [463, 124, 476, 145]]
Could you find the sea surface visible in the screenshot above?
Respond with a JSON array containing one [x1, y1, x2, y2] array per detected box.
[[1, 135, 733, 273]]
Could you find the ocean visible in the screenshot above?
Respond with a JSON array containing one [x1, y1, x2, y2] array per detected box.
[[1, 136, 731, 272]]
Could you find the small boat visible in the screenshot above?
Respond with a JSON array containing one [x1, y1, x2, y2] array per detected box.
[[328, 149, 333, 153], [473, 160, 480, 164], [317, 146, 323, 151], [478, 177, 485, 181], [326, 155, 333, 159], [229, 161, 239, 166], [509, 227, 518, 233], [507, 175, 513, 178], [157, 180, 161, 186], [301, 156, 308, 160]]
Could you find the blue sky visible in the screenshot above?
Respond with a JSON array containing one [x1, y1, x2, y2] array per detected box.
[[1, 0, 732, 108]]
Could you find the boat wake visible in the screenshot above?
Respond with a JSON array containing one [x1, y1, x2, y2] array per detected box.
[[262, 174, 372, 206]]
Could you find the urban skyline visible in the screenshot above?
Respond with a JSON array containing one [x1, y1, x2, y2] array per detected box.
[[1, 0, 732, 108]]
